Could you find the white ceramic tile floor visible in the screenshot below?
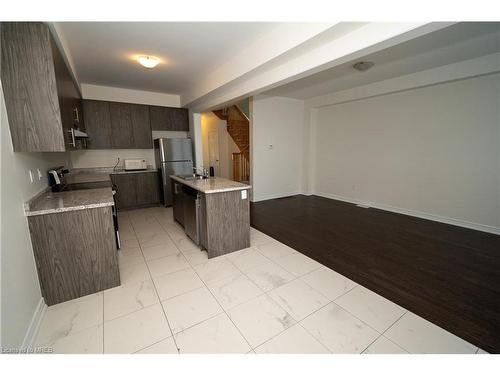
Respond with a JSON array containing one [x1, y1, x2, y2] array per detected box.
[[384, 312, 477, 354], [207, 273, 263, 310], [300, 266, 358, 300], [362, 335, 408, 354], [301, 303, 379, 353], [161, 287, 222, 333], [174, 313, 251, 353], [227, 295, 296, 348], [244, 259, 295, 292], [254, 324, 330, 354], [147, 252, 191, 278], [141, 241, 180, 261], [335, 285, 406, 333], [103, 279, 159, 321], [33, 207, 480, 354], [135, 337, 178, 354], [267, 279, 329, 321], [153, 268, 204, 301]]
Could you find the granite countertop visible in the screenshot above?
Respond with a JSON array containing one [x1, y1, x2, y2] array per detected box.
[[25, 188, 114, 217], [24, 166, 158, 217], [170, 175, 251, 194]]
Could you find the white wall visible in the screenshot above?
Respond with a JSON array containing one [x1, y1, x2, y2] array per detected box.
[[251, 95, 305, 201], [81, 84, 180, 107], [70, 149, 155, 169], [200, 112, 240, 180], [312, 73, 500, 232], [71, 84, 186, 169], [1, 83, 70, 347], [70, 131, 188, 169]]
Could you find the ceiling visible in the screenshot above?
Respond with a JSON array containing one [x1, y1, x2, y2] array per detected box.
[[264, 22, 500, 100], [55, 22, 279, 95]]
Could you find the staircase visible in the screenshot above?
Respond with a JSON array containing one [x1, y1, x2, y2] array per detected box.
[[213, 105, 250, 183]]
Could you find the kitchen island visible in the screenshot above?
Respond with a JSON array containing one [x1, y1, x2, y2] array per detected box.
[[170, 175, 251, 259]]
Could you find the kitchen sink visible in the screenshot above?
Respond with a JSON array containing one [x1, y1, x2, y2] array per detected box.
[[177, 174, 208, 181]]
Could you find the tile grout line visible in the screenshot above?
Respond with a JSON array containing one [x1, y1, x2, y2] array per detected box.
[[172, 247, 256, 352], [127, 213, 413, 354], [146, 209, 182, 353], [128, 209, 181, 353], [144, 207, 254, 352], [360, 311, 410, 354], [252, 228, 476, 354]]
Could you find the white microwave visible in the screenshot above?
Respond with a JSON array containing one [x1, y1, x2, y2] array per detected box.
[[124, 159, 147, 171]]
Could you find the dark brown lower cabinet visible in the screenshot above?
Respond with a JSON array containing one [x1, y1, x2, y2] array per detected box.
[[28, 206, 120, 306], [111, 172, 160, 210], [200, 190, 250, 258]]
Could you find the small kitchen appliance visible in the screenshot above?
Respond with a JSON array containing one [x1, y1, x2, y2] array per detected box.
[[48, 166, 69, 192], [124, 158, 148, 171]]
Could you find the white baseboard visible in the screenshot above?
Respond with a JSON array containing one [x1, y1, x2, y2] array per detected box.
[[21, 297, 46, 349], [314, 191, 500, 235], [251, 191, 301, 202]]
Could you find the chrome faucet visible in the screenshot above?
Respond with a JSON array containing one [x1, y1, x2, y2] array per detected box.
[[193, 166, 209, 178]]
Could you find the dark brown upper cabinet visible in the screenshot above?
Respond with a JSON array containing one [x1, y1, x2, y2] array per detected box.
[[110, 102, 152, 149], [150, 106, 189, 131], [83, 100, 112, 149], [109, 102, 134, 149], [130, 104, 153, 148], [1, 22, 83, 152], [84, 100, 152, 149]]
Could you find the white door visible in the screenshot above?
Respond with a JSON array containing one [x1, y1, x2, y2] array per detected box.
[[208, 129, 220, 175]]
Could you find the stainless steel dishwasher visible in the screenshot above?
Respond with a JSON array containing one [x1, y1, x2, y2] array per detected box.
[[182, 185, 199, 245]]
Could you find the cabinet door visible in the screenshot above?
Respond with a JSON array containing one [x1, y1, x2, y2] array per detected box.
[[130, 104, 152, 148], [83, 100, 112, 149], [51, 32, 81, 150], [1, 22, 65, 152], [136, 172, 160, 206], [149, 105, 172, 130], [111, 174, 137, 210], [171, 108, 189, 131], [109, 102, 134, 149]]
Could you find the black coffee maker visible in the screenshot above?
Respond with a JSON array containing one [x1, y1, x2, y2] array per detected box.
[[47, 166, 69, 192]]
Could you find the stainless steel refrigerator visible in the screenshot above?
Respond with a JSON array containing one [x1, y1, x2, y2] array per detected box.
[[154, 138, 193, 206]]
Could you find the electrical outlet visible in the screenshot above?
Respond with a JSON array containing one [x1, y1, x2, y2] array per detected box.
[[28, 170, 34, 183], [37, 168, 43, 180]]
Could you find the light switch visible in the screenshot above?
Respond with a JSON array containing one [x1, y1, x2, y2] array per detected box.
[[241, 190, 247, 200]]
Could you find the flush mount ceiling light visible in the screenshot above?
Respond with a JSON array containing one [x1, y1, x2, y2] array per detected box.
[[137, 55, 160, 69], [352, 61, 374, 72]]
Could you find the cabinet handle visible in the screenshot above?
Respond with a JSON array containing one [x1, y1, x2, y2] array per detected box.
[[68, 129, 76, 147]]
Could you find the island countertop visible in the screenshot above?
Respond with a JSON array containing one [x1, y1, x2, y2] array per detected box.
[[25, 188, 115, 216], [170, 175, 251, 194]]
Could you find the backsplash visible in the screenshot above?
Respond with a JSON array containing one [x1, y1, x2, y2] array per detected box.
[[69, 131, 189, 169], [69, 149, 155, 169]]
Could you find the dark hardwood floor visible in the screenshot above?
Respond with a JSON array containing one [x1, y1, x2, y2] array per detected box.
[[250, 195, 500, 353]]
